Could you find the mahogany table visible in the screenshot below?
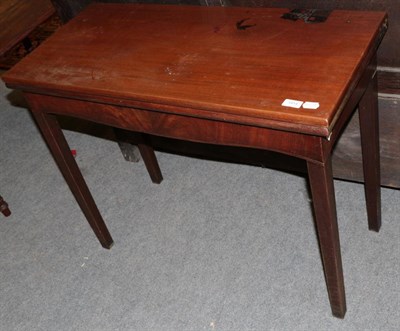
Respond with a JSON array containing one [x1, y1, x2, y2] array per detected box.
[[2, 4, 387, 318]]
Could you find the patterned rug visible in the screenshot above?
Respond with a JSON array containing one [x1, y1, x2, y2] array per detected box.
[[0, 14, 61, 70]]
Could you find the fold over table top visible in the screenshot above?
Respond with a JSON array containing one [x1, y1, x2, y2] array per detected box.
[[2, 4, 387, 137]]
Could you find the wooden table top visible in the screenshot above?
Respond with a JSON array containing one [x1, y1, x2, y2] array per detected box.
[[3, 4, 387, 137], [0, 0, 55, 56]]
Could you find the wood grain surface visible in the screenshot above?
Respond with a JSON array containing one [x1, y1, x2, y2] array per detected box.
[[230, 0, 399, 69], [0, 0, 55, 55], [3, 4, 387, 137]]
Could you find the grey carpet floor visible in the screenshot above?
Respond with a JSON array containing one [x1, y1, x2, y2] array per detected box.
[[0, 80, 399, 330]]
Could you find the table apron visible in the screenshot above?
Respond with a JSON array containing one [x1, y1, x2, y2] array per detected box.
[[24, 93, 328, 164]]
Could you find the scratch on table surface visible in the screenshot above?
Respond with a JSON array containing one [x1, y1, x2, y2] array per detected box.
[[263, 29, 289, 41], [164, 53, 200, 77], [236, 18, 256, 30], [91, 69, 107, 81]]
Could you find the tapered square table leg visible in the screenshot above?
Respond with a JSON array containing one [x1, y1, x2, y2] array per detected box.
[[307, 158, 346, 318], [359, 73, 381, 231], [31, 111, 114, 249]]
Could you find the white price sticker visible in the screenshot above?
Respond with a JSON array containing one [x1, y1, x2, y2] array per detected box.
[[281, 99, 304, 108], [303, 102, 320, 109]]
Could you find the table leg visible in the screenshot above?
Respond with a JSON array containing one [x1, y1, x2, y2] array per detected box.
[[307, 158, 346, 318], [114, 130, 163, 184], [0, 196, 11, 217], [136, 134, 163, 184], [31, 111, 114, 249], [358, 73, 381, 231]]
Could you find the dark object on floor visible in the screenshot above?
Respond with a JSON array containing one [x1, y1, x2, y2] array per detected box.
[[0, 196, 11, 217]]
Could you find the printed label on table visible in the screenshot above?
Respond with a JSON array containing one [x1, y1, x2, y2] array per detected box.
[[281, 99, 303, 108]]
